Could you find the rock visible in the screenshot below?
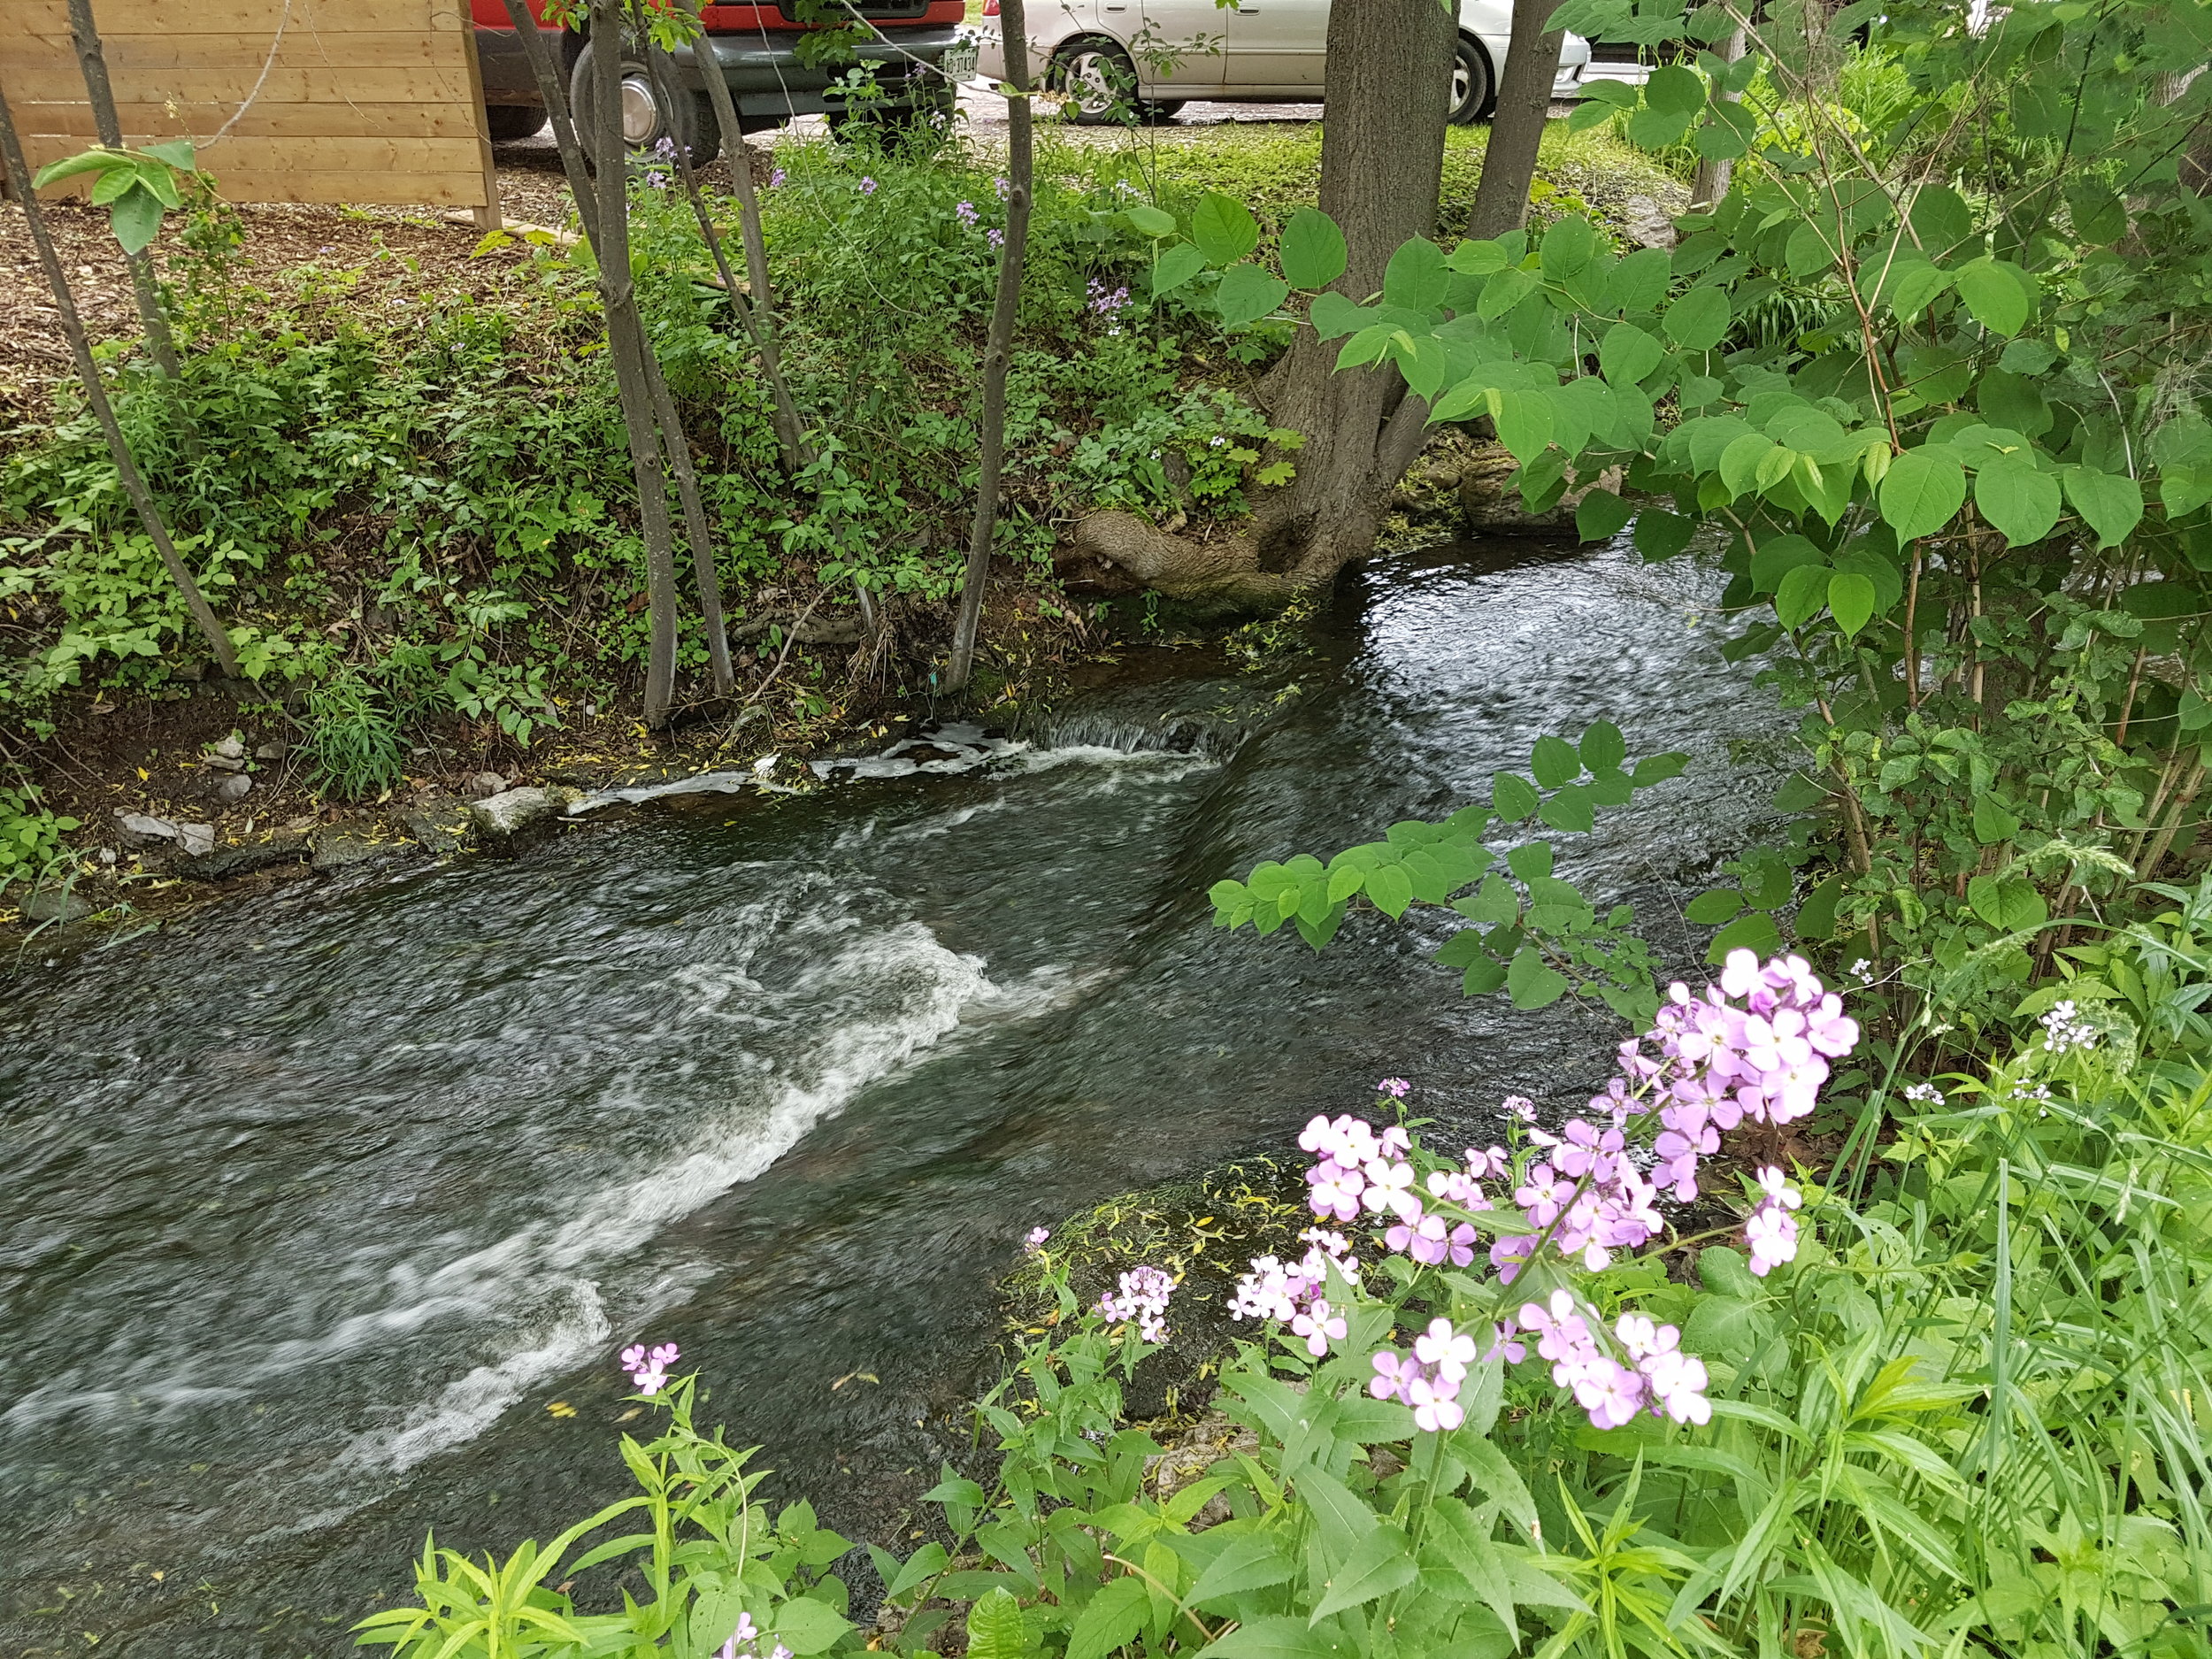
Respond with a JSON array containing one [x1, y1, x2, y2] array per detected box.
[[462, 771, 508, 800], [310, 826, 398, 872], [252, 740, 288, 761], [115, 811, 178, 848], [470, 787, 557, 855], [213, 773, 252, 804], [176, 822, 217, 857], [1619, 194, 1678, 250], [1457, 442, 1624, 534], [172, 832, 307, 882], [1146, 1409, 1258, 1529], [400, 799, 470, 855], [17, 887, 93, 925], [211, 733, 246, 761], [202, 752, 246, 772]]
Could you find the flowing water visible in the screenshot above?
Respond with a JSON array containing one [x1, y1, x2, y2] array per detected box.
[[0, 539, 1785, 1656]]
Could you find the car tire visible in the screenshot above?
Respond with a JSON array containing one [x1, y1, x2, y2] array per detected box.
[[568, 35, 720, 165], [1142, 99, 1186, 123], [1448, 35, 1494, 124], [483, 104, 548, 143], [1052, 39, 1141, 125]]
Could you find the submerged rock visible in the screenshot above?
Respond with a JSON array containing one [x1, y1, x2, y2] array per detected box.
[[173, 833, 308, 882], [310, 826, 400, 872], [18, 887, 93, 925]]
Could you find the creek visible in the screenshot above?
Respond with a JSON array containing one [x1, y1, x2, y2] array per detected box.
[[0, 538, 1785, 1656]]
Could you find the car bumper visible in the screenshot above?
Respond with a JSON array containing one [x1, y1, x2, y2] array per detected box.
[[669, 23, 964, 116]]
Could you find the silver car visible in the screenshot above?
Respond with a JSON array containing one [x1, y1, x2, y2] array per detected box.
[[975, 0, 1593, 125]]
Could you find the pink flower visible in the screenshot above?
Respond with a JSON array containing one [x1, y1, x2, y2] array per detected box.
[[1290, 1297, 1347, 1357], [1415, 1317, 1478, 1381]]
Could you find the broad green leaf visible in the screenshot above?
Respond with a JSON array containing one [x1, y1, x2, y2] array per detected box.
[[1878, 448, 1966, 541], [1216, 265, 1292, 328], [1491, 772, 1540, 820], [1199, 1617, 1339, 1657], [1478, 265, 1540, 319], [1307, 290, 1366, 340], [1538, 213, 1598, 279], [31, 150, 134, 188], [1066, 1577, 1148, 1659], [1506, 948, 1570, 1009], [1684, 888, 1745, 925], [1967, 874, 2047, 933], [1908, 185, 1974, 254], [1706, 910, 1782, 963], [1579, 719, 1625, 772], [1188, 1535, 1298, 1608], [1493, 390, 1554, 463], [2062, 465, 2144, 548], [887, 1542, 950, 1601], [1530, 735, 1581, 788], [1634, 509, 1696, 560], [1384, 237, 1449, 311], [1598, 321, 1664, 387], [108, 183, 165, 255], [1152, 242, 1208, 295], [1827, 571, 1878, 638], [142, 138, 197, 170], [1279, 206, 1348, 289], [1632, 751, 1688, 785], [1123, 203, 1176, 238], [1749, 534, 1823, 593], [1446, 237, 1513, 275], [771, 1596, 854, 1656], [1663, 286, 1731, 349], [88, 165, 140, 206], [1537, 787, 1595, 833], [1367, 862, 1415, 918], [1794, 873, 1845, 939], [1575, 488, 1634, 541], [1192, 192, 1260, 265], [1974, 457, 2062, 546], [1775, 562, 1832, 628], [1310, 1525, 1417, 1623], [1644, 62, 1706, 113], [1972, 794, 2021, 844], [1954, 257, 2031, 337]]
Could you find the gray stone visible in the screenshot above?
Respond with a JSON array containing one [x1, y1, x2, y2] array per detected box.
[[1619, 194, 1678, 250], [211, 733, 245, 761], [115, 811, 178, 848], [202, 753, 245, 773], [400, 801, 470, 856], [469, 787, 557, 856], [310, 827, 398, 872], [462, 771, 508, 800], [253, 740, 288, 761], [176, 823, 217, 857], [213, 773, 252, 804], [18, 887, 93, 925], [172, 833, 307, 882]]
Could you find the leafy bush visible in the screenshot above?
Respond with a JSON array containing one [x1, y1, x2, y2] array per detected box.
[[0, 783, 79, 899], [303, 675, 406, 800]]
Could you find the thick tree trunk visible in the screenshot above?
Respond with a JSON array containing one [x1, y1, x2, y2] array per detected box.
[[63, 0, 181, 381], [588, 0, 682, 726], [1466, 0, 1563, 240], [0, 84, 240, 678], [1070, 0, 1453, 605], [1688, 27, 1746, 208], [943, 0, 1032, 694]]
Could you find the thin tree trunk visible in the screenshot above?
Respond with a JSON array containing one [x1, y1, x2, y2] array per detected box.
[[680, 3, 809, 471], [944, 0, 1032, 695], [0, 84, 239, 678], [588, 0, 682, 726], [1467, 0, 1563, 240], [1688, 26, 1746, 209], [62, 0, 182, 380], [641, 345, 735, 695]]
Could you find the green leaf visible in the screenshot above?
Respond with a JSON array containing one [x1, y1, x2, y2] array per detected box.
[[1598, 320, 1664, 386], [1775, 562, 1832, 629], [1663, 286, 1731, 349], [1954, 257, 2031, 337], [1967, 874, 2046, 933], [1384, 237, 1449, 311], [1973, 457, 2062, 547], [1878, 448, 1967, 541], [1579, 720, 1625, 773], [1684, 888, 1746, 925], [1793, 874, 1845, 940], [88, 165, 139, 206], [1200, 1617, 1339, 1657], [1307, 290, 1366, 341], [1575, 488, 1634, 541], [1633, 510, 1696, 560], [1216, 265, 1292, 328], [1492, 772, 1540, 821], [771, 1596, 854, 1656], [1493, 390, 1554, 464], [1972, 794, 2021, 844], [1153, 242, 1208, 295], [1507, 948, 1571, 1009], [1192, 192, 1260, 265], [1632, 751, 1688, 786], [141, 138, 197, 170], [1706, 910, 1783, 964], [1189, 1536, 1298, 1608], [2062, 465, 2144, 549], [1538, 212, 1598, 279], [1748, 534, 1824, 593], [887, 1542, 950, 1601], [1530, 734, 1581, 788], [1367, 862, 1416, 918], [1310, 1525, 1417, 1623], [1644, 62, 1706, 113], [1478, 265, 1540, 319], [108, 183, 165, 255], [1827, 571, 1878, 638], [1123, 203, 1176, 238], [1279, 206, 1348, 289], [1066, 1578, 1148, 1659], [31, 149, 134, 188], [1537, 787, 1595, 833]]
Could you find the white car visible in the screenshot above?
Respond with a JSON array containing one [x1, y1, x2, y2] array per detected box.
[[975, 0, 1594, 125]]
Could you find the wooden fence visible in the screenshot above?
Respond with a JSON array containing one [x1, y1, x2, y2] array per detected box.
[[0, 0, 502, 219]]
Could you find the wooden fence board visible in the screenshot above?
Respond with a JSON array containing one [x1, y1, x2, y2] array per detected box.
[[0, 0, 501, 217]]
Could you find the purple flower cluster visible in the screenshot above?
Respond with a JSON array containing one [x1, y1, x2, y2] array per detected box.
[[1098, 1264, 1174, 1342], [1745, 1165, 1801, 1276], [987, 227, 1004, 250], [859, 174, 878, 196], [1227, 1228, 1360, 1355], [619, 1340, 679, 1396], [1023, 1225, 1051, 1256], [1087, 278, 1129, 320], [955, 199, 979, 227], [1371, 1317, 1479, 1432], [716, 1613, 792, 1659], [768, 167, 787, 188], [1521, 1290, 1710, 1427]]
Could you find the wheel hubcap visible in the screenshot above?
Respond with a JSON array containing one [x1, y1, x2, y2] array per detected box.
[[618, 73, 660, 144], [1068, 52, 1118, 113], [1449, 62, 1471, 112]]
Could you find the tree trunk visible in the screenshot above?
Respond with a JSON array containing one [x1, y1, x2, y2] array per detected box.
[[1069, 0, 1454, 606], [943, 0, 1033, 695], [62, 0, 182, 381], [640, 343, 735, 695], [0, 83, 240, 678], [588, 0, 682, 726], [1688, 27, 1745, 209], [679, 5, 810, 472], [1466, 0, 1563, 240]]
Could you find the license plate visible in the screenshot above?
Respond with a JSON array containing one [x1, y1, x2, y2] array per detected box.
[[940, 39, 979, 81]]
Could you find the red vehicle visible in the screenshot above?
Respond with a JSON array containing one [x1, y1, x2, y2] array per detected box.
[[471, 0, 971, 159]]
